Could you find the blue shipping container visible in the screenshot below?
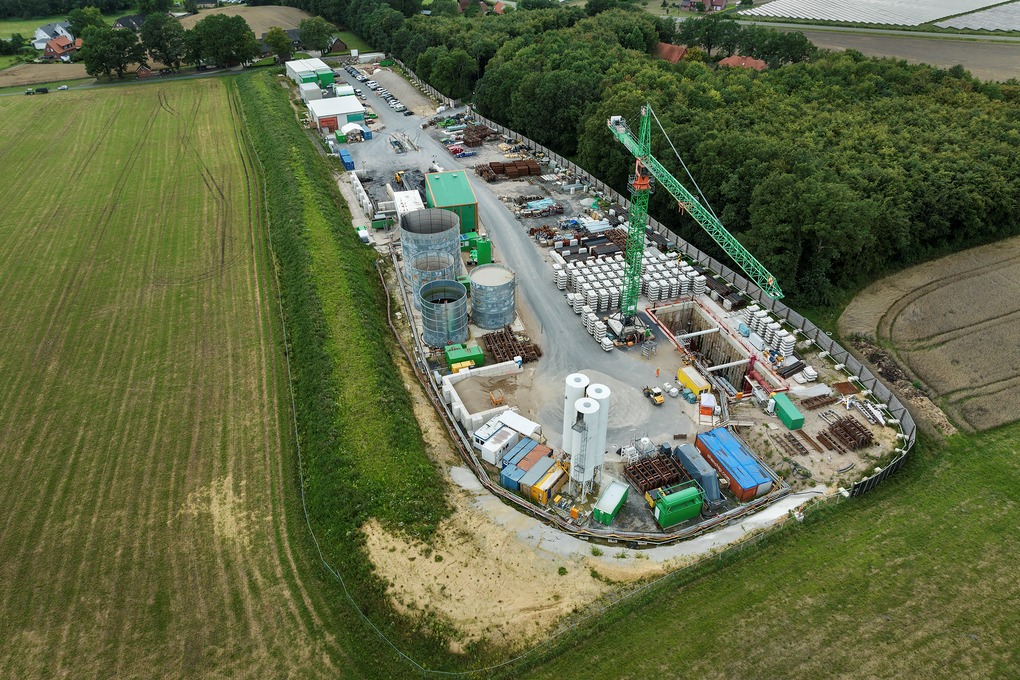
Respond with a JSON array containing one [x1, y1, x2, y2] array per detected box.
[[499, 464, 526, 491], [673, 443, 721, 503], [339, 150, 355, 170], [363, 130, 373, 140], [501, 438, 538, 469], [695, 428, 773, 501]]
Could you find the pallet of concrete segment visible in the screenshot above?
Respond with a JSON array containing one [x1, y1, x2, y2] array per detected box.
[[624, 453, 688, 493], [802, 394, 839, 411], [826, 415, 873, 451], [479, 325, 542, 364]]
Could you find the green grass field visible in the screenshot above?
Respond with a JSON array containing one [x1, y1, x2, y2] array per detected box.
[[514, 426, 1020, 678], [0, 8, 135, 38], [0, 54, 17, 69], [0, 76, 395, 677], [336, 30, 372, 53]]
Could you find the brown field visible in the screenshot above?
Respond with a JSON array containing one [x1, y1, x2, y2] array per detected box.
[[795, 30, 1020, 82], [179, 5, 313, 37], [840, 235, 1020, 432], [0, 62, 89, 87]]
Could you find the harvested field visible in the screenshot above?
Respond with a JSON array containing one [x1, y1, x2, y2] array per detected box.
[[179, 5, 313, 36], [0, 63, 89, 88], [0, 78, 354, 677], [840, 235, 1020, 432], [793, 30, 1020, 82]]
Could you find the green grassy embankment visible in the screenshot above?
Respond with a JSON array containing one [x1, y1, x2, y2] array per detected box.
[[512, 425, 1020, 678], [234, 70, 467, 671]]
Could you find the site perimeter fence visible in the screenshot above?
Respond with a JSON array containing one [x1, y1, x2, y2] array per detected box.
[[457, 109, 915, 496]]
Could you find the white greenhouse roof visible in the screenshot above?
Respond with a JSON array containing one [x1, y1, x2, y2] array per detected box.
[[307, 97, 365, 119], [740, 0, 1002, 26]]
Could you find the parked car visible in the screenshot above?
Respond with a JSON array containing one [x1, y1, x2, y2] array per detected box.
[[57, 85, 68, 90], [403, 110, 414, 116]]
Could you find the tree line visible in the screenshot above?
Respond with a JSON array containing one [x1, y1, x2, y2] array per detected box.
[[211, 0, 1020, 302], [0, 0, 129, 20], [61, 5, 333, 78]]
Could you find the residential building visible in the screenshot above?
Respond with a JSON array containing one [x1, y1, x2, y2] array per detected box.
[[43, 36, 83, 61], [33, 22, 73, 50]]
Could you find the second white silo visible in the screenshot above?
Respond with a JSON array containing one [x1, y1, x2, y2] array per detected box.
[[563, 373, 590, 452], [586, 383, 611, 472]]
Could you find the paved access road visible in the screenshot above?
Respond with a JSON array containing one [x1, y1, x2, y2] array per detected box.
[[340, 67, 695, 448]]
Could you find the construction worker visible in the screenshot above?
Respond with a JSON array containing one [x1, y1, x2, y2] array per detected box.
[[656, 367, 660, 378]]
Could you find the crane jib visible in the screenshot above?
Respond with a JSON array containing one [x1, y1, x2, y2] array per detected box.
[[607, 110, 783, 299]]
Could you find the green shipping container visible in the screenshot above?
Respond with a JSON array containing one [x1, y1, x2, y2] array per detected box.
[[475, 239, 492, 265], [445, 343, 484, 369], [316, 69, 335, 86], [772, 392, 804, 430], [300, 73, 317, 83], [460, 232, 478, 252], [593, 481, 629, 526], [650, 481, 704, 529]]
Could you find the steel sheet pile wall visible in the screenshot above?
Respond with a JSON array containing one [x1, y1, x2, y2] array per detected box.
[[420, 279, 469, 346], [400, 209, 460, 279]]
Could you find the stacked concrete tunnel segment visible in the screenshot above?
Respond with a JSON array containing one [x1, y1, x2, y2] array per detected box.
[[400, 209, 461, 307], [469, 263, 517, 329], [420, 279, 469, 346]]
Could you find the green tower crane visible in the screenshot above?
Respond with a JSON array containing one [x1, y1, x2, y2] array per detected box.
[[607, 105, 784, 326]]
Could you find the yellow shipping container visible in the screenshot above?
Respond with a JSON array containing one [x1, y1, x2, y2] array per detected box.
[[531, 465, 567, 505], [677, 366, 710, 396]]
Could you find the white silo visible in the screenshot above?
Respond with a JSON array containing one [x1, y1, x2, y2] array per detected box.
[[569, 397, 601, 491], [563, 373, 590, 452], [585, 383, 611, 475]]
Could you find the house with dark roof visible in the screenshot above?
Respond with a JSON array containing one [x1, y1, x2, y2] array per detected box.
[[44, 36, 83, 61], [325, 36, 348, 53], [113, 14, 146, 32], [718, 55, 767, 71], [33, 22, 73, 50], [654, 42, 687, 64], [709, 0, 727, 10], [259, 28, 302, 49]]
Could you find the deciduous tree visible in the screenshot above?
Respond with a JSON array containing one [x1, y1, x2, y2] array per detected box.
[[67, 6, 106, 40], [141, 12, 186, 69], [298, 16, 334, 53], [263, 25, 293, 61], [78, 24, 145, 78]]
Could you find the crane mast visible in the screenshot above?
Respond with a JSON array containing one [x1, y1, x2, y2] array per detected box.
[[607, 105, 784, 303]]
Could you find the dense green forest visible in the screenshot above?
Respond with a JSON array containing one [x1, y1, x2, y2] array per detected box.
[[255, 0, 1020, 303]]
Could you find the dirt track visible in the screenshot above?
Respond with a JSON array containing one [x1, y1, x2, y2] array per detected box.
[[179, 5, 313, 37], [840, 235, 1020, 432]]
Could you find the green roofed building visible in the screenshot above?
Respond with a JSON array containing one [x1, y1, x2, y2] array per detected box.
[[425, 170, 478, 233]]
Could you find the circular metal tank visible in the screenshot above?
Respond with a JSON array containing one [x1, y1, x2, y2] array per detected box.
[[469, 263, 516, 330], [408, 252, 458, 310], [419, 279, 469, 347], [400, 209, 460, 279]]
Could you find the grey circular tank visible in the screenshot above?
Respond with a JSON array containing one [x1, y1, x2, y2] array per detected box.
[[420, 280, 469, 347], [470, 264, 516, 330], [408, 252, 459, 310], [400, 209, 460, 280]]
